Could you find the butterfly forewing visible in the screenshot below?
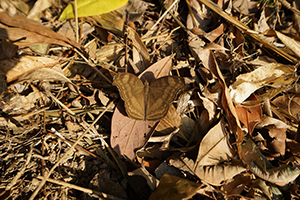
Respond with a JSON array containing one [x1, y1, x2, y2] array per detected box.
[[146, 76, 185, 120], [113, 73, 145, 120]]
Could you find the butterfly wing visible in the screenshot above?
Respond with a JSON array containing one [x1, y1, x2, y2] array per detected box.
[[113, 73, 145, 120], [146, 76, 185, 121]]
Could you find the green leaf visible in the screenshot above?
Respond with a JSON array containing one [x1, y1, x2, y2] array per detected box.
[[59, 0, 128, 21]]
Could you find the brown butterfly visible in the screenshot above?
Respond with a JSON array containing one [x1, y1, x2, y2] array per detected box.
[[113, 73, 185, 121]]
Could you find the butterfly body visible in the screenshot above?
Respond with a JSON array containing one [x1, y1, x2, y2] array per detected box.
[[113, 73, 185, 121]]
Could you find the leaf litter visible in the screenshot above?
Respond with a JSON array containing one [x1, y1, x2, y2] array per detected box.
[[1, 0, 300, 199]]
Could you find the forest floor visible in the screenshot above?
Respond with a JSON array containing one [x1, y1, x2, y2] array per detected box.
[[1, 0, 300, 199]]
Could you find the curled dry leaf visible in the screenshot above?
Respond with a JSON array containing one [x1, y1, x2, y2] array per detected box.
[[0, 55, 58, 83], [129, 167, 158, 190], [256, 116, 289, 129], [195, 163, 247, 186], [229, 63, 297, 103], [250, 163, 300, 186], [221, 173, 251, 195], [128, 27, 150, 72], [0, 12, 82, 51], [233, 0, 258, 16], [148, 174, 202, 200], [0, 55, 58, 94], [202, 50, 244, 151], [273, 30, 300, 59]]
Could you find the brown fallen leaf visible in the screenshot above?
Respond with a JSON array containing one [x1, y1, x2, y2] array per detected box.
[[196, 163, 247, 186], [250, 162, 300, 186], [235, 94, 262, 135], [0, 11, 88, 56], [148, 174, 202, 200], [221, 173, 251, 195], [202, 50, 245, 153], [111, 101, 157, 160], [194, 118, 234, 167], [240, 137, 266, 171]]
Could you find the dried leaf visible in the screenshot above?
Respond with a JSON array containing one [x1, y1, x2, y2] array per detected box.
[[129, 167, 158, 190], [111, 101, 156, 160], [229, 63, 297, 103], [250, 163, 300, 186], [240, 137, 266, 171], [203, 50, 244, 150], [233, 0, 258, 15], [27, 0, 53, 21], [272, 95, 300, 121], [274, 30, 300, 59], [128, 27, 150, 72], [221, 173, 251, 195], [194, 118, 234, 167], [266, 127, 287, 156], [195, 163, 247, 186], [90, 12, 125, 36], [0, 12, 82, 50], [235, 94, 262, 135], [256, 116, 289, 129], [148, 174, 202, 200]]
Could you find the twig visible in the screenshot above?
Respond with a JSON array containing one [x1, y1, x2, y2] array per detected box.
[[124, 10, 129, 73], [74, 48, 113, 83], [29, 101, 115, 200], [74, 0, 79, 43], [160, 0, 187, 30], [44, 89, 76, 116]]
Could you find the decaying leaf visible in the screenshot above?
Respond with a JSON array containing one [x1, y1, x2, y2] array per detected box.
[[195, 163, 247, 186], [194, 118, 234, 167], [233, 0, 258, 16], [0, 11, 82, 50], [235, 94, 262, 135], [149, 174, 202, 200], [229, 63, 297, 103], [250, 163, 300, 186], [240, 137, 266, 171]]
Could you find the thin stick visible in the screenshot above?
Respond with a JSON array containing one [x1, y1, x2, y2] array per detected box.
[[74, 0, 79, 43], [29, 101, 115, 200], [74, 48, 113, 83], [124, 10, 129, 73]]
